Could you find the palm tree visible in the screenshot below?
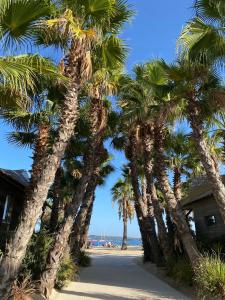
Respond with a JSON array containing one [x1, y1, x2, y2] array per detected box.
[[70, 161, 115, 258], [118, 60, 201, 266], [0, 2, 132, 297], [112, 176, 134, 250], [116, 66, 165, 263], [38, 53, 128, 299], [178, 0, 225, 66], [161, 60, 225, 227]]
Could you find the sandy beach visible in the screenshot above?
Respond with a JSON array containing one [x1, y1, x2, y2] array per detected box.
[[87, 246, 143, 256]]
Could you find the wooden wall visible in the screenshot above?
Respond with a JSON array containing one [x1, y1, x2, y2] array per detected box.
[[192, 195, 225, 243]]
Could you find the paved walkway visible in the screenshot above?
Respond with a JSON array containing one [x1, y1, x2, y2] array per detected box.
[[54, 254, 191, 300]]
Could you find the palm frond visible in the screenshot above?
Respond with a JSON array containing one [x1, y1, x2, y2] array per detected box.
[[0, 54, 62, 95], [0, 0, 53, 51], [7, 131, 36, 148]]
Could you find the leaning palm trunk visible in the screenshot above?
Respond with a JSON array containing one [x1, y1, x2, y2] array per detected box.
[[70, 176, 98, 259], [121, 199, 128, 250], [154, 124, 200, 267], [0, 39, 91, 300], [188, 98, 225, 222], [142, 128, 174, 262], [127, 132, 161, 264], [49, 168, 63, 233], [79, 195, 95, 250], [39, 142, 105, 299], [39, 93, 108, 299], [39, 168, 98, 299]]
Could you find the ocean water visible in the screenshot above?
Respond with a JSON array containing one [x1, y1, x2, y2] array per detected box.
[[89, 236, 142, 247]]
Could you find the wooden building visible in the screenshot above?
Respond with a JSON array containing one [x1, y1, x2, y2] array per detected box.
[[0, 168, 29, 249], [181, 176, 225, 244]]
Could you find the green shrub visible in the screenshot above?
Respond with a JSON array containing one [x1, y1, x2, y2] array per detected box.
[[55, 255, 78, 289], [166, 257, 194, 286], [21, 231, 53, 279], [78, 251, 91, 267], [195, 252, 225, 299]]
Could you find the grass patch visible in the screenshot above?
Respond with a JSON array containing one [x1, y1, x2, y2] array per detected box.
[[55, 254, 78, 289], [195, 252, 225, 299], [166, 257, 194, 286]]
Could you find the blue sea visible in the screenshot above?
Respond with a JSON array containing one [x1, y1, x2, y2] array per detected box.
[[89, 235, 142, 247]]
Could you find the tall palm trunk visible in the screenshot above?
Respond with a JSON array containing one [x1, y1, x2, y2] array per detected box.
[[173, 167, 182, 201], [154, 124, 200, 267], [165, 207, 176, 253], [79, 195, 95, 250], [127, 132, 161, 264], [49, 168, 62, 233], [121, 199, 128, 250], [39, 167, 98, 299], [39, 92, 108, 299], [70, 176, 98, 259], [142, 128, 174, 262], [0, 39, 90, 300], [188, 97, 225, 222]]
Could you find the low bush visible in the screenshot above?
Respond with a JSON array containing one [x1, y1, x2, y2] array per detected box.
[[195, 252, 225, 299], [78, 251, 91, 267], [166, 257, 194, 286], [21, 231, 78, 290], [11, 276, 37, 300], [21, 231, 53, 279], [55, 255, 78, 289]]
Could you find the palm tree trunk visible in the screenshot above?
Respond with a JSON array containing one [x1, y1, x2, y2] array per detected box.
[[49, 168, 62, 233], [121, 200, 128, 250], [39, 92, 108, 298], [39, 141, 106, 299], [79, 195, 95, 250], [154, 124, 200, 267], [188, 98, 225, 222], [142, 128, 173, 262], [39, 172, 92, 299], [70, 177, 97, 259], [127, 132, 161, 264], [0, 40, 90, 299], [173, 167, 182, 201]]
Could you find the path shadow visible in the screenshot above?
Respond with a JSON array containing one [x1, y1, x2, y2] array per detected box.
[[67, 255, 190, 300], [57, 289, 166, 300]]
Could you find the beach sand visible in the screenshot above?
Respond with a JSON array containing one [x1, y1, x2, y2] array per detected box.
[[87, 246, 143, 256]]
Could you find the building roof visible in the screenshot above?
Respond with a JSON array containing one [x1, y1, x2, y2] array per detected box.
[[0, 168, 30, 187], [181, 175, 225, 208]]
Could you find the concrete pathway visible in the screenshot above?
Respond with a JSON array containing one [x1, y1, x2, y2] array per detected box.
[[54, 254, 191, 300]]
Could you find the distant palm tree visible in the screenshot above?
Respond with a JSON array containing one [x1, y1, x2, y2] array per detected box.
[[112, 177, 134, 250]]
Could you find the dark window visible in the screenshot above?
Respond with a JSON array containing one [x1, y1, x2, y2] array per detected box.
[[0, 195, 13, 224], [205, 215, 217, 226]]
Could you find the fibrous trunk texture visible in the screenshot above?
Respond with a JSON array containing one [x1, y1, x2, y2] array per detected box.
[[0, 39, 90, 300], [49, 168, 63, 233], [79, 195, 95, 250], [39, 92, 108, 299], [154, 125, 200, 267], [142, 127, 174, 262], [70, 177, 97, 259], [121, 199, 128, 250], [188, 97, 225, 223], [127, 132, 161, 264]]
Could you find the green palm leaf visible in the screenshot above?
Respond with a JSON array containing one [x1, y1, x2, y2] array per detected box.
[[0, 0, 52, 50]]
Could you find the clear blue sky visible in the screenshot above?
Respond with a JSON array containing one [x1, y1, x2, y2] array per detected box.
[[0, 0, 193, 238]]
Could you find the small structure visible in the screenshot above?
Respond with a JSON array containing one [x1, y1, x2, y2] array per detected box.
[[181, 175, 225, 244], [0, 168, 29, 249]]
